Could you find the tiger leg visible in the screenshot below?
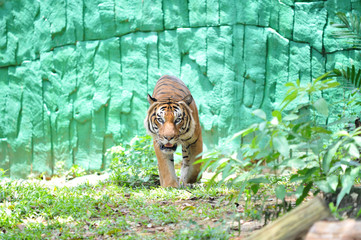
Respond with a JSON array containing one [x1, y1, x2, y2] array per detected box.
[[153, 141, 179, 188], [180, 136, 203, 185]]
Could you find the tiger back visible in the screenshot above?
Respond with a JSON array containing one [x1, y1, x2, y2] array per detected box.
[[144, 75, 203, 187]]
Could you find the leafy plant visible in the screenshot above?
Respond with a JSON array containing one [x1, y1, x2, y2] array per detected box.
[[328, 202, 353, 220], [332, 12, 361, 48], [0, 168, 8, 178], [332, 67, 361, 89], [66, 164, 87, 179], [199, 72, 361, 207], [107, 135, 159, 187], [331, 12, 361, 88], [174, 225, 230, 240], [0, 180, 239, 239]]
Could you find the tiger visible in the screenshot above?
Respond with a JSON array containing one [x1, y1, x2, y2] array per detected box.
[[144, 75, 203, 188]]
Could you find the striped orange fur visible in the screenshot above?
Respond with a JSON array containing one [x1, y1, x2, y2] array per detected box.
[[144, 75, 203, 187]]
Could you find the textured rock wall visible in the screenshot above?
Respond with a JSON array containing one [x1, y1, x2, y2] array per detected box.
[[0, 0, 360, 177]]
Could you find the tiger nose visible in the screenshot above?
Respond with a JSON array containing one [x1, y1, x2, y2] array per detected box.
[[165, 136, 174, 141]]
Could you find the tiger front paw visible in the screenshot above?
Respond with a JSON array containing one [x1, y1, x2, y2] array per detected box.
[[162, 179, 180, 188]]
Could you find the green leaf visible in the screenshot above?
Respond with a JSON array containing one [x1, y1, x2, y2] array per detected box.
[[335, 130, 350, 138], [337, 175, 354, 207], [323, 141, 343, 174], [355, 69, 361, 87], [281, 90, 298, 109], [322, 81, 340, 89], [336, 167, 360, 207], [332, 12, 361, 50], [222, 163, 233, 181], [106, 228, 122, 235], [283, 114, 299, 121], [315, 180, 332, 193], [296, 182, 313, 205], [183, 205, 196, 211], [282, 158, 307, 169], [314, 71, 335, 82], [333, 68, 342, 76], [284, 82, 295, 87], [348, 143, 360, 158], [353, 136, 361, 146], [311, 127, 332, 134], [250, 183, 260, 194], [310, 139, 324, 155], [248, 177, 270, 184], [230, 124, 258, 140], [295, 185, 304, 198], [253, 109, 267, 120], [273, 136, 289, 157], [275, 185, 286, 200], [259, 121, 267, 131], [351, 65, 356, 83], [313, 98, 329, 116], [336, 66, 361, 88], [272, 110, 282, 122], [327, 175, 339, 192]]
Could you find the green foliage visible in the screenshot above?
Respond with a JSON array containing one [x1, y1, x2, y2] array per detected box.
[[0, 168, 8, 178], [40, 162, 86, 180], [333, 67, 361, 89], [0, 180, 237, 239], [174, 225, 230, 240], [331, 12, 361, 48], [328, 201, 354, 220], [199, 73, 361, 207], [66, 164, 87, 179], [331, 12, 361, 88], [107, 135, 159, 187]]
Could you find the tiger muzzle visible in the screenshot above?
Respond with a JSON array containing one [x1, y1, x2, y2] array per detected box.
[[160, 143, 178, 152]]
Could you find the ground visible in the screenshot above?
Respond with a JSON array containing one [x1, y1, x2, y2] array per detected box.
[[0, 172, 293, 239]]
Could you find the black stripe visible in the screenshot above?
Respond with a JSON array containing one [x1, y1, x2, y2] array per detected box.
[[184, 125, 190, 133], [188, 137, 199, 146], [183, 136, 193, 142], [155, 82, 171, 88], [154, 91, 184, 100], [147, 111, 158, 134], [148, 120, 156, 134], [156, 91, 171, 96], [169, 86, 187, 94]]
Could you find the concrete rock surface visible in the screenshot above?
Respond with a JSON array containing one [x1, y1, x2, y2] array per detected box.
[[0, 0, 360, 177]]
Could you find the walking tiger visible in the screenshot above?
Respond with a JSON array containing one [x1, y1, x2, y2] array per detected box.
[[144, 75, 203, 187]]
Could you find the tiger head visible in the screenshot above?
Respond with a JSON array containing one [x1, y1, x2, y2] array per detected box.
[[144, 94, 195, 154]]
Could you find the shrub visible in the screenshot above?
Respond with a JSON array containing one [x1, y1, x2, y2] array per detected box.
[[199, 72, 361, 207], [107, 135, 159, 187]]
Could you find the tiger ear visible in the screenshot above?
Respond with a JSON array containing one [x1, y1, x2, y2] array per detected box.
[[182, 95, 193, 105], [147, 94, 157, 104]]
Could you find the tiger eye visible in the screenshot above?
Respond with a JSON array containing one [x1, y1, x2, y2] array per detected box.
[[175, 118, 182, 124], [157, 118, 164, 124]]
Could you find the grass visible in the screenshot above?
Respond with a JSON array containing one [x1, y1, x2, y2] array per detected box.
[[0, 169, 301, 240], [0, 178, 242, 239]]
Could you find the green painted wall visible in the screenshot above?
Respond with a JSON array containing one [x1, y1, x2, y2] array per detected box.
[[0, 0, 360, 178]]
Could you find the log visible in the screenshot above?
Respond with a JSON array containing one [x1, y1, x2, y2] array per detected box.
[[246, 197, 331, 240]]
